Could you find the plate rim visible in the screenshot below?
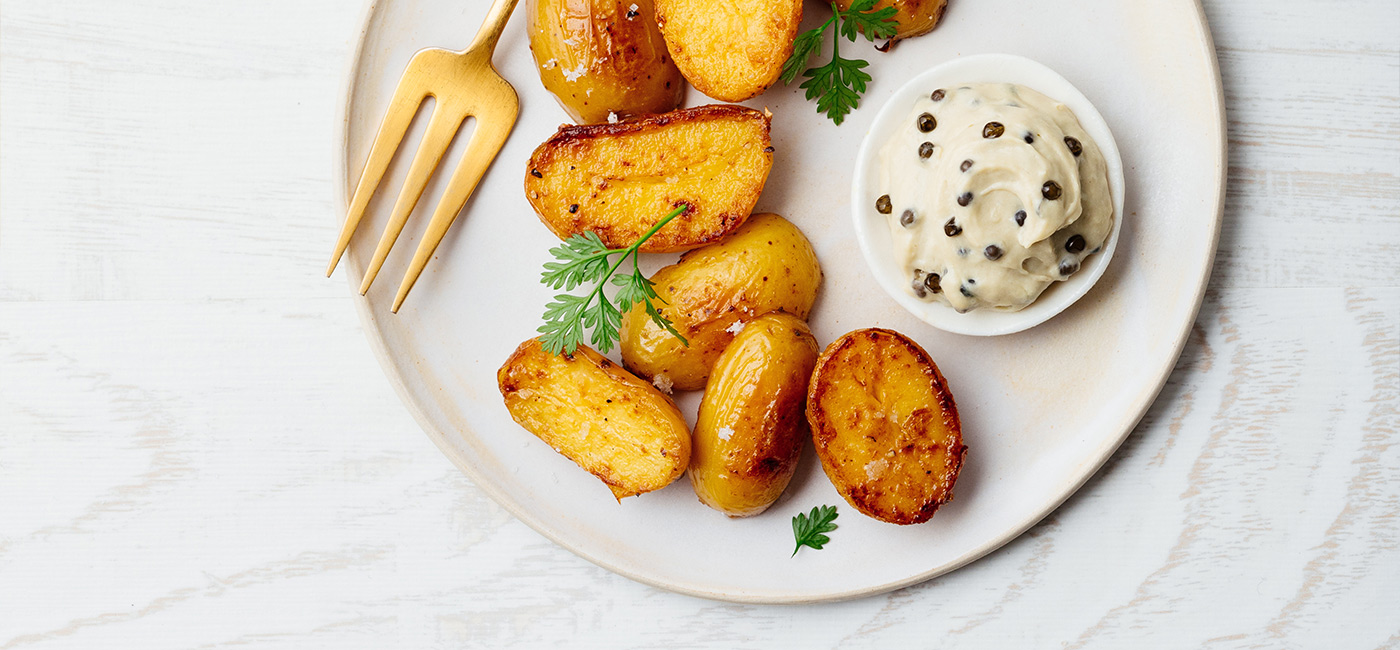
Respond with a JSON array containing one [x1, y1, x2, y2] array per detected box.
[[330, 0, 1228, 604]]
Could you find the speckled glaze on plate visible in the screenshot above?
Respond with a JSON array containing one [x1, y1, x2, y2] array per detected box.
[[332, 0, 1225, 603]]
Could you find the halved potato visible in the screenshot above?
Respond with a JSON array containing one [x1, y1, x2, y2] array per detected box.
[[691, 313, 819, 517], [654, 0, 802, 101], [497, 338, 690, 500], [527, 0, 684, 124], [806, 328, 965, 525], [835, 0, 949, 45], [524, 104, 774, 252], [619, 213, 822, 391]]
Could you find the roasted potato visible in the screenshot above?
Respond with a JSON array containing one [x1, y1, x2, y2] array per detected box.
[[620, 213, 821, 391], [806, 329, 965, 525], [691, 313, 819, 517], [497, 338, 690, 500], [527, 0, 684, 124], [835, 0, 948, 45], [524, 105, 773, 252], [654, 0, 802, 101]]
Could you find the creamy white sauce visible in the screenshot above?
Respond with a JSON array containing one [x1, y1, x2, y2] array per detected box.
[[876, 83, 1113, 312]]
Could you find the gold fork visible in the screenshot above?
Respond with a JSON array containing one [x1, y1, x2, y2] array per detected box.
[[327, 0, 520, 313]]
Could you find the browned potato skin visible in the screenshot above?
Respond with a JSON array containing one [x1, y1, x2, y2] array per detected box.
[[691, 313, 819, 517], [527, 0, 684, 124], [524, 105, 773, 252], [619, 213, 822, 391], [655, 0, 802, 101], [806, 328, 966, 525], [497, 338, 691, 500], [835, 0, 948, 44]]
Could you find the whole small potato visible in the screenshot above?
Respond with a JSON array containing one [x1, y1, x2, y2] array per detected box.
[[835, 0, 948, 45], [498, 338, 691, 500], [691, 313, 819, 517], [807, 328, 965, 525], [527, 0, 684, 123], [619, 213, 822, 391]]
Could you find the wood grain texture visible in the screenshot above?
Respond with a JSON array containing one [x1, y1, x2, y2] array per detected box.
[[2, 0, 1397, 648]]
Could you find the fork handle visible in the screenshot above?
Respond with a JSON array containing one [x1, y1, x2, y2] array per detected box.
[[466, 0, 520, 55]]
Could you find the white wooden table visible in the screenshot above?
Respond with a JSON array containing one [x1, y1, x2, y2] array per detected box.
[[2, 1, 1397, 647]]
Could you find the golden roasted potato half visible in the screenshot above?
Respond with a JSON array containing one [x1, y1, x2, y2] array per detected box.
[[498, 338, 691, 500], [620, 213, 821, 391], [806, 328, 965, 525], [691, 313, 819, 517], [524, 105, 773, 252], [527, 0, 684, 124], [654, 0, 802, 101], [835, 0, 949, 44]]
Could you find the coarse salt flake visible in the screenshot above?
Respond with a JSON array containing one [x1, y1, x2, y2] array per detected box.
[[561, 61, 587, 82], [864, 458, 891, 480], [652, 373, 673, 394], [716, 427, 734, 441], [725, 320, 746, 334]]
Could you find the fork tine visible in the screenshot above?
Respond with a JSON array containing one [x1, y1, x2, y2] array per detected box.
[[391, 115, 515, 312], [358, 104, 464, 294], [326, 81, 426, 277]]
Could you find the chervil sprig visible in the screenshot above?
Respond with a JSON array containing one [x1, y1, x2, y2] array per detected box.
[[791, 505, 840, 556], [780, 0, 898, 125], [537, 205, 690, 356]]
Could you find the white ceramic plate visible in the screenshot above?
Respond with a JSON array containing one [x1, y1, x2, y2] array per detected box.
[[852, 54, 1127, 336], [333, 0, 1225, 603]]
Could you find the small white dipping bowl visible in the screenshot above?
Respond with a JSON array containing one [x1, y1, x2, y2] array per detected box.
[[852, 53, 1126, 336]]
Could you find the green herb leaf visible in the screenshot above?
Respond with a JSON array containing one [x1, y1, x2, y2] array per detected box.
[[791, 505, 840, 556], [839, 0, 899, 42], [800, 51, 871, 125], [777, 1, 897, 125], [779, 22, 831, 85], [537, 205, 690, 356]]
